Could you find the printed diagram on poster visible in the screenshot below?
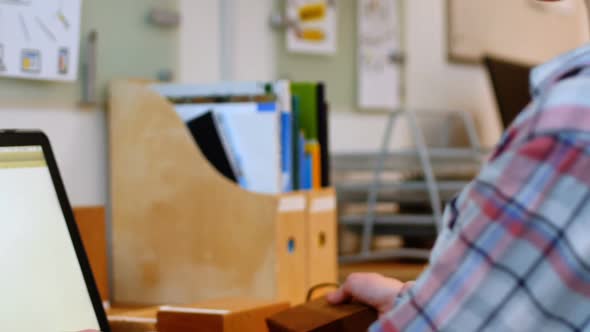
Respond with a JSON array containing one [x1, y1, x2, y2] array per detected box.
[[286, 0, 337, 55], [358, 0, 401, 110], [0, 0, 82, 81]]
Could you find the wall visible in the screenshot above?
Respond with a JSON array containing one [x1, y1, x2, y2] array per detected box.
[[179, 0, 276, 83], [276, 1, 357, 112], [0, 0, 178, 206], [273, 0, 500, 150], [277, 0, 590, 150], [0, 108, 107, 206], [404, 0, 501, 147], [179, 0, 220, 83], [0, 1, 275, 205], [405, 0, 589, 147], [449, 0, 588, 65], [232, 0, 277, 81], [0, 0, 178, 105], [2, 1, 588, 204]]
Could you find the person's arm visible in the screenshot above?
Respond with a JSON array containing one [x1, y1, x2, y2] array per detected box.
[[326, 181, 470, 317], [368, 131, 590, 331], [326, 151, 475, 315], [326, 273, 412, 317]]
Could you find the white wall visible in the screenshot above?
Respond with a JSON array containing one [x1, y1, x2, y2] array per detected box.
[[0, 1, 276, 208], [179, 0, 276, 83], [232, 0, 276, 81], [179, 0, 221, 83], [0, 1, 277, 207], [0, 107, 107, 206], [402, 1, 501, 147], [3, 1, 586, 205], [178, 1, 501, 155], [333, 0, 588, 151], [327, 1, 501, 152], [402, 0, 588, 147]]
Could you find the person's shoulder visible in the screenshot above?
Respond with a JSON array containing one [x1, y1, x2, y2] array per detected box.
[[531, 71, 590, 141], [488, 71, 590, 163]]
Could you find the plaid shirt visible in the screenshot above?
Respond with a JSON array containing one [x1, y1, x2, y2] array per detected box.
[[371, 44, 590, 332]]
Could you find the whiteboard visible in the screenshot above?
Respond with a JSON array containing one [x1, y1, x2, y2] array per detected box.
[[358, 0, 401, 110], [0, 0, 82, 81]]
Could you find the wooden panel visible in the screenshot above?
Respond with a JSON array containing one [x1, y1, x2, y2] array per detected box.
[[157, 298, 290, 332], [305, 189, 338, 300], [159, 311, 224, 332], [275, 194, 308, 306], [109, 80, 280, 305], [108, 307, 158, 332], [107, 306, 157, 316], [224, 301, 290, 332], [448, 0, 587, 64], [267, 298, 377, 332], [109, 319, 157, 332], [73, 206, 109, 304], [181, 297, 289, 313]]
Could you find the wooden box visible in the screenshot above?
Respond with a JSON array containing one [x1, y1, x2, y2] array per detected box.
[[157, 298, 289, 332], [266, 299, 377, 332], [108, 307, 159, 332]]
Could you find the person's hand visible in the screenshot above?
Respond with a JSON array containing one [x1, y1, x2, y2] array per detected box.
[[326, 273, 414, 317]]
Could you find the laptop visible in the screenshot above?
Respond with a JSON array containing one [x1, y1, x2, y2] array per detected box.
[[0, 130, 110, 332], [483, 56, 533, 129]]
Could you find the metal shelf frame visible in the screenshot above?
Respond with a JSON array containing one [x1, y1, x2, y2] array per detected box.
[[339, 109, 484, 264]]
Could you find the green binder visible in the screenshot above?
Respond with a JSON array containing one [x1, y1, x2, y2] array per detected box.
[[291, 95, 301, 190], [291, 82, 318, 140]]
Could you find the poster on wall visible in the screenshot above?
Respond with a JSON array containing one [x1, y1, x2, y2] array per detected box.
[[286, 0, 337, 55], [358, 0, 401, 110], [0, 0, 82, 81]]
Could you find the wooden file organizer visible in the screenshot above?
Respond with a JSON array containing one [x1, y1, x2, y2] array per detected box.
[[305, 188, 338, 300], [108, 80, 337, 306]]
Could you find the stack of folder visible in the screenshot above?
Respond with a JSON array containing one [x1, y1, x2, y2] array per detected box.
[[152, 80, 331, 194]]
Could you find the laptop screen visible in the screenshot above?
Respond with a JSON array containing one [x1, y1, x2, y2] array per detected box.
[[0, 145, 101, 331]]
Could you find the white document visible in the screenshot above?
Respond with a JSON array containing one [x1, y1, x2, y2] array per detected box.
[[152, 81, 268, 99], [174, 102, 282, 195], [175, 102, 260, 122], [220, 110, 281, 195], [286, 0, 337, 55], [0, 0, 82, 81], [358, 0, 401, 110]]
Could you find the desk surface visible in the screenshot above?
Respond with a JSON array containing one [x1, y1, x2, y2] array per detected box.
[[339, 261, 427, 283]]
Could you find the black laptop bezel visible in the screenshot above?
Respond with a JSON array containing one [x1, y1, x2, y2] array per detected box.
[[0, 130, 110, 332]]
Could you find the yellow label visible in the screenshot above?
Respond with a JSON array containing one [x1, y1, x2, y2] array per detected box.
[[298, 2, 327, 22]]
